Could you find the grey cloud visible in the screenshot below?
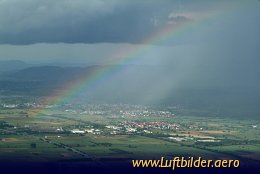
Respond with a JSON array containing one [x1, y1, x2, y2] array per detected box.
[[0, 0, 258, 44], [0, 0, 201, 44], [0, 0, 115, 32], [167, 15, 190, 25]]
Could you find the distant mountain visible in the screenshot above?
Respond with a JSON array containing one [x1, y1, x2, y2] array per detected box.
[[0, 60, 31, 73], [6, 65, 107, 82]]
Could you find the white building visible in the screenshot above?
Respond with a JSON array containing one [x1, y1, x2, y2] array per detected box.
[[71, 129, 85, 134]]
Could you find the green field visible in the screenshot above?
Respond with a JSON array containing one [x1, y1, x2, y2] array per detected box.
[[0, 106, 259, 165]]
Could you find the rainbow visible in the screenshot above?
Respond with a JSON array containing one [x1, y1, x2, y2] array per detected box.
[[34, 5, 237, 115]]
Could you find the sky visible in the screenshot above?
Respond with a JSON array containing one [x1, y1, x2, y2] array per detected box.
[[0, 0, 259, 65]]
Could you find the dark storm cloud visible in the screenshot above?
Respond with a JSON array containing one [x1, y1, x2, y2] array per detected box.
[[0, 0, 198, 44], [0, 0, 257, 44]]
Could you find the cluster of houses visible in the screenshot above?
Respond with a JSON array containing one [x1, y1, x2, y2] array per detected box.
[[67, 120, 181, 136], [118, 121, 180, 130], [120, 110, 175, 118]]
